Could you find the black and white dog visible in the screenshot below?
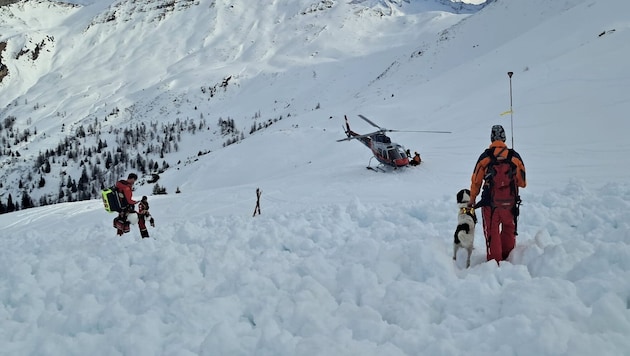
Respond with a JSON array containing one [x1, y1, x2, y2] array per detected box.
[[454, 189, 477, 268]]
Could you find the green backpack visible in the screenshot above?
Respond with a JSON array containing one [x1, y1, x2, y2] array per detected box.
[[101, 186, 123, 213]]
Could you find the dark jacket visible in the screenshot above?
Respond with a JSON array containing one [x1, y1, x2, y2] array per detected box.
[[138, 200, 150, 218]]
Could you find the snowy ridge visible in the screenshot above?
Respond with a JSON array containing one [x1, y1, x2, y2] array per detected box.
[[90, 0, 200, 26], [0, 1, 76, 96]]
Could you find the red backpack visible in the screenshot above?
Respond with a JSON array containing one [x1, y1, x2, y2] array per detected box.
[[485, 149, 517, 209]]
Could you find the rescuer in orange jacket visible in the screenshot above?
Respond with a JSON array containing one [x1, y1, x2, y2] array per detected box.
[[469, 125, 526, 263], [412, 152, 421, 166]]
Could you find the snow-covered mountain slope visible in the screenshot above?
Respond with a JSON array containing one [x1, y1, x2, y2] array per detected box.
[[0, 0, 482, 206], [1, 0, 629, 355], [1, 0, 627, 209]]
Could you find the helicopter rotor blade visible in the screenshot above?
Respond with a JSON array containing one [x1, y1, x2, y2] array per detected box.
[[357, 114, 383, 130], [386, 129, 452, 134], [336, 135, 361, 142], [336, 130, 382, 142], [358, 114, 451, 133]]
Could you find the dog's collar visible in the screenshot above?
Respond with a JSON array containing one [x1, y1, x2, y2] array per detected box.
[[459, 207, 478, 223]]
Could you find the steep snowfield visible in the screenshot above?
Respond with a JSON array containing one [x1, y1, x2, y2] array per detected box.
[[1, 0, 630, 355]]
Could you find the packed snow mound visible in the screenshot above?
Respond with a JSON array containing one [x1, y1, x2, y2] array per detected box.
[[0, 181, 629, 355]]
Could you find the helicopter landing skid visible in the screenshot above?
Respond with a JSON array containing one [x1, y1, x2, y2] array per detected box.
[[366, 157, 387, 172], [366, 166, 386, 172]]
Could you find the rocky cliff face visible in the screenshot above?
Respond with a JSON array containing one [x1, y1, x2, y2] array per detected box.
[[0, 0, 20, 7], [89, 0, 200, 26], [0, 41, 7, 83]]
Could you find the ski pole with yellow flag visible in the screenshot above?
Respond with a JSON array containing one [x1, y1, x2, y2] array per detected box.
[[503, 72, 515, 148]]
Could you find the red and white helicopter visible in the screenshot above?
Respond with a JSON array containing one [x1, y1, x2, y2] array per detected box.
[[337, 115, 451, 171]]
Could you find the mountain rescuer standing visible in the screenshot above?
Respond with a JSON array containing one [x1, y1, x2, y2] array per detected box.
[[469, 125, 526, 264], [137, 195, 155, 238], [114, 173, 138, 236]]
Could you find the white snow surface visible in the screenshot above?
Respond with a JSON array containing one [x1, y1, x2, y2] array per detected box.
[[1, 0, 630, 355]]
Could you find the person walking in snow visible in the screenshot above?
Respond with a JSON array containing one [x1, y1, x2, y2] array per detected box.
[[469, 125, 526, 264], [137, 195, 155, 239], [114, 173, 138, 236]]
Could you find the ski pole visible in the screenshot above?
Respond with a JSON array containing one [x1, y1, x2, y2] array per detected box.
[[507, 71, 514, 148], [253, 188, 261, 217]]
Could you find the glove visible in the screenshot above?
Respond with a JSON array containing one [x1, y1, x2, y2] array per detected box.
[[149, 217, 155, 227]]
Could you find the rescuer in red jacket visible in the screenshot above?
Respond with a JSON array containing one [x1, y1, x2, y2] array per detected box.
[[114, 173, 138, 236]]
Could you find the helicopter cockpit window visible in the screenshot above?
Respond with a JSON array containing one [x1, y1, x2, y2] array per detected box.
[[398, 147, 407, 158], [388, 149, 403, 160]]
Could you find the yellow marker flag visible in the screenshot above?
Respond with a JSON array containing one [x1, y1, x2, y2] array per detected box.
[[500, 110, 513, 116]]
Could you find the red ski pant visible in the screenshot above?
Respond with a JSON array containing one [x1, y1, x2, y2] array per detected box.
[[138, 217, 149, 238], [481, 206, 516, 263]]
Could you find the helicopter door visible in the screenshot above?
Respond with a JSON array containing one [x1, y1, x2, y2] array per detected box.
[[378, 148, 386, 159]]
